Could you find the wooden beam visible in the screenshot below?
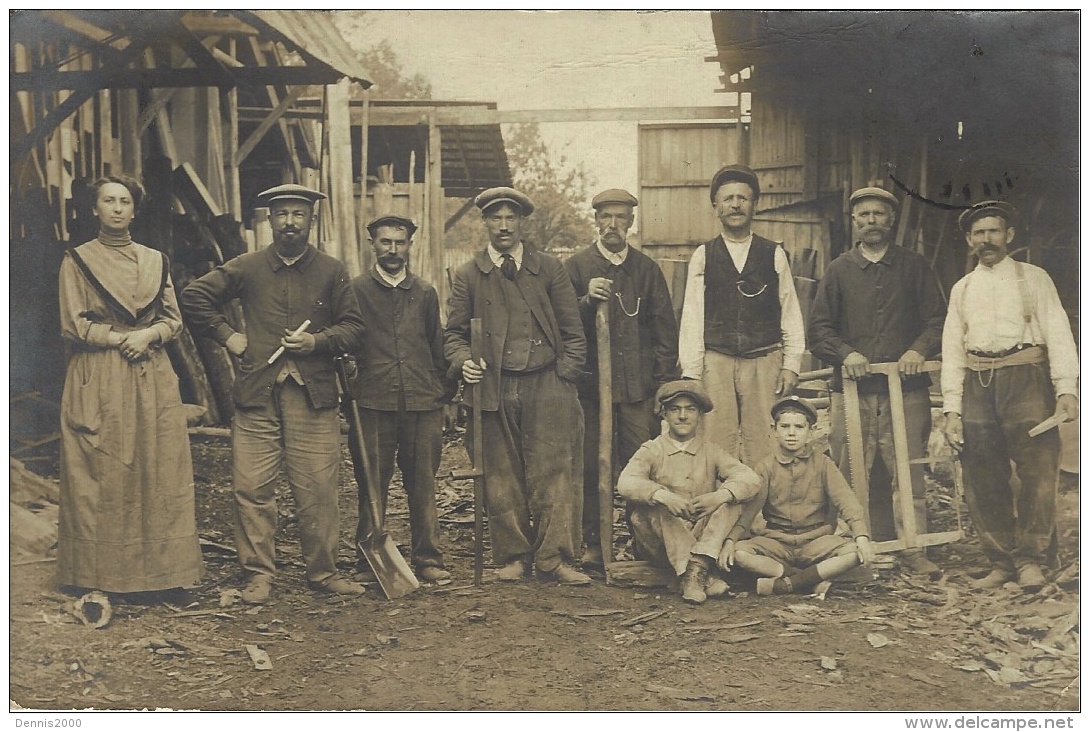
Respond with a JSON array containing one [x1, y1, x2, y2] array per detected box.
[[363, 105, 742, 127], [444, 197, 478, 233], [166, 16, 235, 88], [248, 37, 299, 180], [326, 78, 360, 276], [427, 114, 444, 306], [178, 14, 260, 36], [40, 10, 129, 51], [356, 88, 369, 255], [10, 66, 346, 92], [233, 87, 304, 166]]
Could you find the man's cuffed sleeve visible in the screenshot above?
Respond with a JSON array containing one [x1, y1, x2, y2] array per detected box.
[[678, 245, 707, 379]]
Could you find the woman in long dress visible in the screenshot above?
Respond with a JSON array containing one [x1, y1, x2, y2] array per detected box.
[[56, 175, 203, 599]]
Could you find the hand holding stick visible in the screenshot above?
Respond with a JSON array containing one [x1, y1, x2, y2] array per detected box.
[[268, 319, 312, 365]]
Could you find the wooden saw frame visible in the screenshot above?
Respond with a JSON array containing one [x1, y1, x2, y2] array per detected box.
[[841, 360, 964, 554]]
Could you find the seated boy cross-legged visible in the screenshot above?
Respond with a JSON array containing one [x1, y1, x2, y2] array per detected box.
[[722, 396, 875, 596], [617, 380, 762, 605]]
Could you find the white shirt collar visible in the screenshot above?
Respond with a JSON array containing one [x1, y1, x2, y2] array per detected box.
[[375, 263, 407, 288], [974, 253, 1014, 274], [487, 241, 524, 269], [596, 239, 628, 265]]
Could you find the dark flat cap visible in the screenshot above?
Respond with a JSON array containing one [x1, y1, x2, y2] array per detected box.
[[475, 187, 534, 216], [591, 188, 638, 210], [770, 395, 818, 425], [849, 187, 899, 209], [256, 184, 327, 206], [709, 164, 760, 202], [655, 380, 714, 414], [958, 200, 1017, 232], [366, 213, 418, 238]]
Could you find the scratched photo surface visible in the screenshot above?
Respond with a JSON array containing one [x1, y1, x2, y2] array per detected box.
[[9, 10, 1079, 717]]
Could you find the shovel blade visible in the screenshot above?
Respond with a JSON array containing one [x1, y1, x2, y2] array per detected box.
[[360, 536, 420, 600]]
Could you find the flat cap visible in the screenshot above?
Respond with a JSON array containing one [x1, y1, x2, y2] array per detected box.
[[591, 188, 638, 210], [849, 187, 899, 209], [709, 164, 760, 202], [958, 200, 1016, 232], [256, 183, 327, 206], [475, 187, 534, 216], [655, 380, 714, 415], [770, 395, 818, 425], [366, 213, 418, 238]]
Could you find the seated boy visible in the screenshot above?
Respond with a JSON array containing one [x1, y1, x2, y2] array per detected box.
[[721, 396, 875, 596], [617, 380, 762, 604]]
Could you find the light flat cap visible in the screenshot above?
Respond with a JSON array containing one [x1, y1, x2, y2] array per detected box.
[[591, 188, 638, 210], [655, 379, 714, 415], [849, 187, 899, 209], [958, 200, 1016, 232], [256, 183, 327, 206], [475, 187, 534, 216], [366, 213, 418, 238], [771, 395, 818, 425], [710, 164, 760, 202]]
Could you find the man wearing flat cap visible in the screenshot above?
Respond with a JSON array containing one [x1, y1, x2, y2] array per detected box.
[[347, 214, 453, 584], [679, 164, 805, 466], [564, 188, 679, 567], [445, 186, 591, 585], [808, 186, 946, 579], [617, 380, 761, 604], [941, 201, 1078, 592], [182, 184, 367, 603]]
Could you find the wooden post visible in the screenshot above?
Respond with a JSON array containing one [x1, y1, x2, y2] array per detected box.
[[596, 305, 614, 573], [118, 89, 142, 178], [357, 88, 370, 265], [224, 38, 242, 220], [327, 78, 360, 276], [426, 113, 444, 306]]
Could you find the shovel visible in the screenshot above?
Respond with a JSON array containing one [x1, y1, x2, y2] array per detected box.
[[335, 356, 420, 600], [449, 318, 487, 586]]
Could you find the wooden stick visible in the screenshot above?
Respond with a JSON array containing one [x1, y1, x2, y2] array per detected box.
[[1028, 413, 1066, 437], [596, 303, 614, 573], [267, 319, 311, 365]]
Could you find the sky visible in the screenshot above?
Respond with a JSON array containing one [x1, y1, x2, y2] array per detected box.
[[356, 10, 727, 213]]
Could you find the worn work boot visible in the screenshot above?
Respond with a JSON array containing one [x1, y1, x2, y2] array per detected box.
[[541, 562, 592, 586], [680, 558, 709, 605], [1017, 564, 1047, 593], [705, 574, 730, 599], [495, 559, 531, 582], [581, 544, 605, 569], [970, 568, 1015, 590], [900, 550, 943, 580], [309, 576, 367, 597], [241, 574, 274, 605], [417, 566, 452, 583]]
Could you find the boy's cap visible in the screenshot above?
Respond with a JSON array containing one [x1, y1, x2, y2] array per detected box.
[[656, 380, 714, 414], [771, 395, 818, 425]]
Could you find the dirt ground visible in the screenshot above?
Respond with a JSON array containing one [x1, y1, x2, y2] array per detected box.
[[9, 424, 1081, 712]]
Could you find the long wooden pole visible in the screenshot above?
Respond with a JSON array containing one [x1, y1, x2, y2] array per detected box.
[[596, 304, 613, 576]]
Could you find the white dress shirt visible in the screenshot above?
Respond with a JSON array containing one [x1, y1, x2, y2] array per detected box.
[[941, 255, 1079, 414], [487, 242, 524, 271], [595, 239, 629, 266]]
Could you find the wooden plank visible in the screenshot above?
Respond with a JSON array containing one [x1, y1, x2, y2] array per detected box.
[[884, 365, 920, 548], [427, 114, 444, 303], [248, 37, 300, 179], [252, 207, 273, 249], [224, 38, 242, 219], [326, 78, 359, 275], [363, 105, 741, 127], [119, 89, 141, 177], [605, 561, 675, 588], [356, 88, 369, 252], [233, 86, 305, 166]]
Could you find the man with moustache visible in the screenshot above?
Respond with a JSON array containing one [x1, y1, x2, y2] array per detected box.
[[348, 214, 452, 583], [564, 188, 679, 567], [182, 184, 367, 603], [808, 187, 946, 579], [678, 164, 805, 465], [445, 187, 590, 585], [941, 201, 1078, 592]]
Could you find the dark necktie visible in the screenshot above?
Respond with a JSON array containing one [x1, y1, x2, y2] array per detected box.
[[500, 253, 518, 281]]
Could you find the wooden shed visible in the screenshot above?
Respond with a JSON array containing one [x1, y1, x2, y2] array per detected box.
[[9, 10, 512, 436]]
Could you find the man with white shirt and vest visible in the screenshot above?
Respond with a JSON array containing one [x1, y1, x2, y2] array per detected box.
[[679, 164, 805, 465], [941, 200, 1079, 593], [445, 186, 591, 586], [564, 188, 680, 567]]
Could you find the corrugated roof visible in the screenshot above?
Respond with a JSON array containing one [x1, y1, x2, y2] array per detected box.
[[241, 10, 372, 87]]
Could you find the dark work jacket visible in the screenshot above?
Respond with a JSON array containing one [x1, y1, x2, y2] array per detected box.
[[564, 243, 679, 403], [808, 243, 945, 394], [704, 234, 781, 357], [180, 245, 366, 410], [444, 243, 586, 412], [350, 267, 452, 411]]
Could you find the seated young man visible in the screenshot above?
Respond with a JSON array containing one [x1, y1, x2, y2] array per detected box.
[[722, 396, 875, 596], [617, 380, 762, 604]]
